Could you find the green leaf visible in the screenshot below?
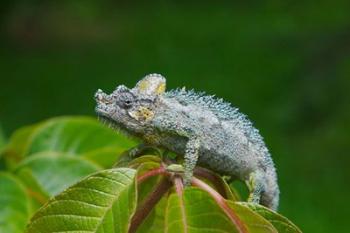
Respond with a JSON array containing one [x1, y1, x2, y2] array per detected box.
[[0, 124, 38, 169], [166, 187, 232, 233], [137, 195, 167, 233], [83, 146, 129, 168], [15, 168, 50, 210], [1, 117, 136, 168], [226, 201, 278, 233], [0, 172, 31, 233], [15, 151, 102, 196], [25, 168, 137, 233], [127, 155, 162, 169], [239, 202, 302, 233], [164, 187, 277, 233], [26, 116, 136, 157]]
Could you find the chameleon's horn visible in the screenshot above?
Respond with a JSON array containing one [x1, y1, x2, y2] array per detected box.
[[134, 73, 166, 96]]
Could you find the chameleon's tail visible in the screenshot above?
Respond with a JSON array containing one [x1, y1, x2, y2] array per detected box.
[[260, 165, 280, 211]]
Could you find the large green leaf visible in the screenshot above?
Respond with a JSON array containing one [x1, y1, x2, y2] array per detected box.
[[25, 167, 137, 233], [239, 203, 302, 233], [165, 187, 277, 233], [15, 151, 102, 196], [0, 172, 31, 233], [26, 116, 135, 155], [1, 116, 136, 169]]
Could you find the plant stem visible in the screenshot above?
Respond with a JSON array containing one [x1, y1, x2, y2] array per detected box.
[[194, 167, 228, 198], [192, 177, 248, 233], [137, 166, 166, 183], [129, 177, 172, 233], [173, 175, 184, 196], [173, 176, 188, 233]]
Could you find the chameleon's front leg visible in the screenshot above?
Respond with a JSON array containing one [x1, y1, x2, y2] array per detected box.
[[183, 137, 200, 186], [152, 117, 199, 186]]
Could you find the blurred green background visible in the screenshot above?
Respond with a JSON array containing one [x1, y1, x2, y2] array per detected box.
[[0, 1, 349, 232]]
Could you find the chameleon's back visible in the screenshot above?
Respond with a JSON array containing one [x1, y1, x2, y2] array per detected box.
[[159, 88, 269, 173]]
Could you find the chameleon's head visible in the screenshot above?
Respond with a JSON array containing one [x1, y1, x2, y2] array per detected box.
[[95, 73, 166, 134]]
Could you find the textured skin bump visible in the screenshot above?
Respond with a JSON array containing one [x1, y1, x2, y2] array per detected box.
[[95, 74, 280, 210]]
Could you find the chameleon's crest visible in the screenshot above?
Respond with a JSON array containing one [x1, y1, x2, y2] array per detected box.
[[133, 73, 166, 96]]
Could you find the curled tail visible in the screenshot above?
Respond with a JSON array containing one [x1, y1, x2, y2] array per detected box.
[[260, 168, 280, 210]]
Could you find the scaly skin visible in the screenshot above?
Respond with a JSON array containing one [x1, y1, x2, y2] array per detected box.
[[95, 74, 280, 210]]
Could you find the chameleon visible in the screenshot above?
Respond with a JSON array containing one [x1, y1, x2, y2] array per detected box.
[[95, 73, 280, 210]]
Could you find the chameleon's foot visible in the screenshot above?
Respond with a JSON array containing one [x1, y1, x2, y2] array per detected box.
[[165, 164, 193, 186], [128, 147, 141, 158], [247, 172, 264, 204], [183, 179, 191, 187]]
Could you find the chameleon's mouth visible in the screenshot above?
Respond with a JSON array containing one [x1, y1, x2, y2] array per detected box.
[[95, 88, 115, 117], [95, 105, 109, 117], [97, 114, 121, 130]]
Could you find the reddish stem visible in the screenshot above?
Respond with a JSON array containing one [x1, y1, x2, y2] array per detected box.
[[129, 177, 172, 233], [173, 175, 184, 196], [137, 166, 167, 183], [173, 176, 188, 233], [194, 167, 228, 198], [192, 177, 248, 233]]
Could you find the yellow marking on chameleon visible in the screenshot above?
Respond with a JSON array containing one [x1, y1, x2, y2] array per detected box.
[[130, 107, 154, 122], [138, 107, 154, 121], [156, 82, 166, 94], [137, 79, 150, 92]]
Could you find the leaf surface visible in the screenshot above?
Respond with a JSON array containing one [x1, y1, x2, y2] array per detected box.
[[15, 151, 101, 196], [226, 201, 278, 233], [0, 172, 31, 233], [0, 124, 38, 168], [239, 202, 302, 233], [26, 116, 136, 157], [25, 168, 137, 233], [164, 188, 278, 233]]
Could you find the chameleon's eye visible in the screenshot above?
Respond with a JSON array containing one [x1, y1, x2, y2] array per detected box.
[[117, 92, 135, 109], [124, 100, 132, 107]]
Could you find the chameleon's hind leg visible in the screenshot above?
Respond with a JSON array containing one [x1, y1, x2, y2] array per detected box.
[[247, 171, 265, 204]]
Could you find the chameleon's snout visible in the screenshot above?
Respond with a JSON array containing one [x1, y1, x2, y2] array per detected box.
[[95, 89, 106, 101], [95, 89, 113, 104], [95, 89, 114, 116]]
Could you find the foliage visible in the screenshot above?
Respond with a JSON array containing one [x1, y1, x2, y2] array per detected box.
[[0, 116, 301, 233]]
